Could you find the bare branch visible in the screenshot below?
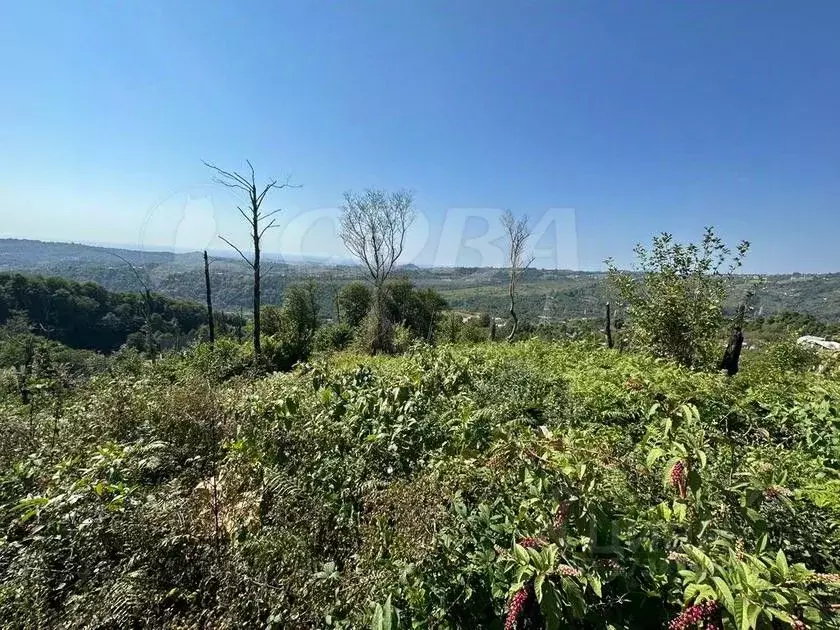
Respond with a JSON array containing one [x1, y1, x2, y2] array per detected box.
[[218, 235, 254, 269], [258, 208, 284, 221], [338, 188, 415, 286], [202, 160, 252, 191], [500, 210, 533, 341], [237, 206, 253, 225], [258, 217, 278, 239], [107, 251, 152, 294]]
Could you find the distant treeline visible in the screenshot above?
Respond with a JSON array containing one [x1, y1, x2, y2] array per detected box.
[[0, 273, 242, 353]]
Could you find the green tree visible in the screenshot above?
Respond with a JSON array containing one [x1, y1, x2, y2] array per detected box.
[[384, 278, 447, 342], [338, 281, 372, 327], [606, 227, 750, 369], [282, 282, 320, 349]]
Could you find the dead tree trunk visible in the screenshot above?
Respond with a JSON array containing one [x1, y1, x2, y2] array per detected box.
[[144, 289, 155, 362], [605, 302, 614, 349], [252, 226, 261, 358], [203, 250, 215, 344], [719, 304, 746, 376], [507, 274, 519, 342], [206, 159, 297, 365]]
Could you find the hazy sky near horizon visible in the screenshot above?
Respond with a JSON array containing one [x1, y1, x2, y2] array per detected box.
[[1, 1, 839, 272]]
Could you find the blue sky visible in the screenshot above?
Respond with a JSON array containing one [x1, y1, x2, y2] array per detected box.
[[1, 1, 839, 272]]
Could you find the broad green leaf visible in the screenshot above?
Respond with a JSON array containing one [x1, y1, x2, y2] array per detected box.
[[712, 576, 734, 611], [589, 574, 602, 598], [775, 550, 788, 579], [513, 544, 530, 565], [534, 573, 545, 603], [540, 581, 563, 630]]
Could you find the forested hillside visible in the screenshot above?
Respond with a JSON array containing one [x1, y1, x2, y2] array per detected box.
[[3, 239, 840, 322], [0, 272, 241, 353]]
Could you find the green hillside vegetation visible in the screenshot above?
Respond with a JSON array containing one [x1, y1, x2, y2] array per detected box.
[[3, 239, 840, 323], [2, 229, 840, 628], [3, 340, 840, 628], [0, 272, 244, 354]]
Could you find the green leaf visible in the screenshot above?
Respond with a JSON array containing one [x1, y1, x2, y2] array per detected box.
[[534, 573, 546, 603], [371, 604, 384, 630], [589, 574, 602, 598], [768, 608, 794, 624], [513, 544, 530, 565], [747, 602, 761, 629], [540, 581, 563, 630], [712, 576, 734, 611], [564, 578, 586, 619], [646, 447, 665, 468], [775, 550, 788, 579], [382, 596, 393, 630]]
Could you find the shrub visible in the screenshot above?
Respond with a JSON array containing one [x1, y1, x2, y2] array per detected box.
[[766, 341, 821, 372], [606, 227, 750, 369], [313, 323, 353, 353], [179, 338, 254, 381], [392, 322, 415, 353], [355, 307, 394, 354]]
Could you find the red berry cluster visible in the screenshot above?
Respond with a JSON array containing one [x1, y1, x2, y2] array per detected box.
[[792, 617, 808, 630], [667, 551, 690, 564], [763, 484, 793, 500], [553, 500, 570, 528], [597, 558, 621, 572], [814, 572, 840, 584], [670, 460, 688, 499], [668, 601, 720, 630], [504, 585, 532, 630], [557, 564, 582, 577], [518, 537, 544, 549]]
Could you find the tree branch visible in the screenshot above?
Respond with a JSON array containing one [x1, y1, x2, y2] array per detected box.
[[218, 235, 254, 269]]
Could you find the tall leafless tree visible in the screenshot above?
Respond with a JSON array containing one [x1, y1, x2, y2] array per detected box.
[[338, 188, 415, 353], [109, 251, 155, 359], [203, 250, 215, 345], [500, 210, 534, 342], [204, 160, 298, 361]]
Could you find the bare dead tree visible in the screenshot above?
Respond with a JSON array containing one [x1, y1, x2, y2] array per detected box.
[[500, 210, 534, 342], [109, 251, 155, 360], [605, 302, 614, 349], [204, 160, 298, 361], [338, 188, 415, 353], [203, 250, 215, 345]]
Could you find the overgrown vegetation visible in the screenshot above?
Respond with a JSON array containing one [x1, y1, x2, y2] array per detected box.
[[2, 227, 840, 628], [2, 339, 839, 628]]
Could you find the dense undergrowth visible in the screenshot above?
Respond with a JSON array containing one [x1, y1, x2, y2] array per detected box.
[[1, 340, 840, 628]]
